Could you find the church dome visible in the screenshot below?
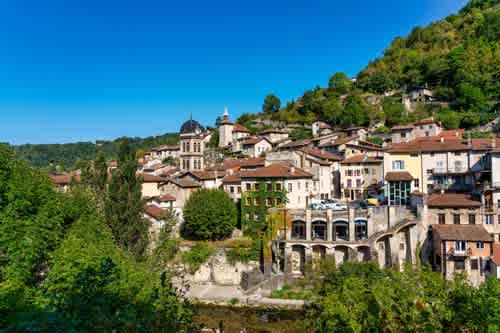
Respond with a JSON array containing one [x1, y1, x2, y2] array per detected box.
[[180, 119, 205, 134]]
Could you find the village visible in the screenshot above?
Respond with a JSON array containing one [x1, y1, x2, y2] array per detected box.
[[48, 101, 500, 298]]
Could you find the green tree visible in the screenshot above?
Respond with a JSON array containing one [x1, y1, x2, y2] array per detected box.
[[262, 94, 281, 114], [105, 139, 149, 256], [328, 72, 352, 94], [182, 189, 237, 240], [383, 96, 407, 126], [456, 82, 489, 113]]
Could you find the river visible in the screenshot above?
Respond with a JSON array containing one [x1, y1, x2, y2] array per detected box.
[[193, 304, 311, 333]]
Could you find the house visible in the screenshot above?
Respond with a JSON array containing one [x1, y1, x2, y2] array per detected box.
[[49, 172, 81, 192], [217, 108, 251, 151], [432, 224, 493, 286], [260, 128, 289, 143], [344, 140, 384, 158], [222, 170, 242, 202], [340, 154, 383, 201], [266, 147, 342, 200], [391, 119, 442, 144], [242, 137, 273, 158], [312, 121, 333, 137], [391, 125, 415, 144], [177, 170, 225, 189], [141, 174, 165, 198], [159, 177, 201, 210], [318, 136, 359, 156], [239, 162, 313, 209], [408, 87, 434, 103], [179, 118, 205, 171], [149, 144, 180, 161], [344, 127, 367, 140]]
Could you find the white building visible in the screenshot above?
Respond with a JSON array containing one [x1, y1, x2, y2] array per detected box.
[[242, 137, 273, 158]]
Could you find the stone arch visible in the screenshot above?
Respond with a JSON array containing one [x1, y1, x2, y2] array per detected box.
[[333, 219, 349, 241], [354, 218, 368, 241], [357, 245, 371, 262], [291, 220, 306, 240], [334, 245, 350, 266], [291, 244, 306, 274], [311, 220, 328, 241], [376, 235, 393, 269], [312, 245, 327, 270]]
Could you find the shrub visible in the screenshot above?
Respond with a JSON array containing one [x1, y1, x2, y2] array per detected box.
[[182, 189, 237, 240], [181, 242, 214, 274]]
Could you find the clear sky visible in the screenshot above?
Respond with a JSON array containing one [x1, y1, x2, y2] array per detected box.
[[1, 0, 469, 144]]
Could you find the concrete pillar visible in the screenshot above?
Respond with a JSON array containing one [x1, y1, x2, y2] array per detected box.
[[349, 219, 356, 242], [284, 244, 292, 274], [306, 210, 312, 241], [326, 209, 333, 242], [389, 235, 400, 270]]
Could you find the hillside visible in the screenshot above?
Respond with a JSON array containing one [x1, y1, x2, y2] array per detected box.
[[12, 132, 179, 170], [239, 0, 500, 132]]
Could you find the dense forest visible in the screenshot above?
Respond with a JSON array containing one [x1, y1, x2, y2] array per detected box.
[[238, 0, 500, 132], [12, 132, 179, 170]]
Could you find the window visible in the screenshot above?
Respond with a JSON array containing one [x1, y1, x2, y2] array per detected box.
[[392, 160, 405, 170], [246, 197, 251, 205], [254, 183, 260, 191], [265, 198, 271, 207], [347, 179, 352, 188], [230, 186, 234, 193], [347, 170, 353, 176], [486, 215, 493, 225], [455, 259, 465, 270], [456, 240, 466, 252], [476, 242, 484, 249], [276, 197, 282, 206], [453, 214, 460, 225], [356, 179, 361, 188], [305, 182, 309, 190], [237, 186, 241, 193], [414, 179, 419, 188], [276, 183, 282, 191], [364, 168, 369, 174], [372, 168, 376, 175], [246, 183, 251, 191], [355, 169, 361, 176], [186, 142, 190, 152], [298, 182, 301, 190], [438, 213, 445, 224], [288, 183, 292, 192], [425, 131, 429, 136], [469, 214, 476, 224], [254, 198, 259, 206], [427, 169, 433, 175], [471, 259, 479, 270], [266, 183, 272, 191], [401, 132, 407, 138]]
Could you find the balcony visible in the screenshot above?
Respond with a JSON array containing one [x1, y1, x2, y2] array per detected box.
[[447, 247, 472, 257], [433, 166, 469, 175]]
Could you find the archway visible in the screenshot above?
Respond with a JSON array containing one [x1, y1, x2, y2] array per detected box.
[[354, 218, 368, 241], [291, 220, 306, 240], [312, 245, 327, 270], [311, 220, 328, 241], [357, 246, 371, 262], [334, 245, 350, 266], [333, 219, 349, 241], [291, 245, 306, 274]]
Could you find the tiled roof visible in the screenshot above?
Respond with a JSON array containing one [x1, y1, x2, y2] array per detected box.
[[427, 193, 481, 208], [181, 170, 225, 180], [432, 224, 493, 242], [223, 157, 266, 171], [144, 205, 166, 220], [142, 174, 165, 183], [342, 154, 382, 164], [222, 173, 242, 184], [300, 147, 342, 161], [242, 137, 270, 145], [165, 177, 201, 188], [279, 139, 312, 149], [158, 168, 179, 177], [391, 125, 414, 131], [157, 194, 176, 202], [240, 162, 313, 179], [385, 171, 414, 181], [233, 123, 250, 133], [260, 128, 287, 134], [414, 118, 437, 126], [388, 136, 500, 153], [49, 173, 81, 185], [319, 136, 358, 148]]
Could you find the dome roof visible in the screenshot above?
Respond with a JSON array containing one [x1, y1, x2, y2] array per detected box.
[[180, 119, 204, 134]]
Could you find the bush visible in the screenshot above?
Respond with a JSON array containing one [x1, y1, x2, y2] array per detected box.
[[181, 242, 214, 274], [182, 189, 237, 240]]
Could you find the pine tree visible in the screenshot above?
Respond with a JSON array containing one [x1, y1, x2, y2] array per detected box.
[[105, 139, 149, 256]]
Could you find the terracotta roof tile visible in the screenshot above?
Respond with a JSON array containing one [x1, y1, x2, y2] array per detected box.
[[222, 173, 242, 184], [165, 177, 201, 188], [242, 137, 271, 145], [300, 147, 343, 161], [144, 204, 166, 220], [342, 154, 383, 164], [157, 194, 176, 202], [391, 125, 415, 131], [385, 171, 414, 181], [319, 136, 358, 148], [432, 224, 493, 242], [233, 123, 250, 133], [141, 174, 165, 183], [427, 193, 481, 208], [240, 162, 313, 179], [223, 157, 265, 171]]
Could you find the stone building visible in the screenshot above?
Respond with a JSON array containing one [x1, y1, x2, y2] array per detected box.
[[340, 154, 383, 201], [179, 118, 205, 171]]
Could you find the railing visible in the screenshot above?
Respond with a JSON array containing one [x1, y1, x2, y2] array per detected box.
[[433, 166, 468, 174], [448, 247, 472, 257]]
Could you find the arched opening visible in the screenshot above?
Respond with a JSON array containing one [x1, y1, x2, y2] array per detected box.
[[311, 220, 328, 241], [354, 219, 368, 241], [312, 245, 327, 271], [291, 220, 306, 240], [333, 220, 349, 241], [291, 245, 306, 274], [334, 245, 349, 265], [357, 246, 371, 262]]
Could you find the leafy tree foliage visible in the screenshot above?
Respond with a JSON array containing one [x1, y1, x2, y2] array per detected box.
[[262, 94, 281, 114], [182, 189, 237, 240], [328, 72, 352, 94], [105, 139, 149, 256]]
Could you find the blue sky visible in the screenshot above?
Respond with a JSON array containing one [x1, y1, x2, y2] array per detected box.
[[1, 0, 468, 144]]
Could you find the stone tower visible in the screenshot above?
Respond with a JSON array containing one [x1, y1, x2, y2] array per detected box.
[[179, 118, 205, 171], [218, 107, 234, 148]]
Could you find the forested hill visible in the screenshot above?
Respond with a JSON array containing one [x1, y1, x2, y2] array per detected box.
[[12, 132, 179, 170], [240, 0, 500, 132]]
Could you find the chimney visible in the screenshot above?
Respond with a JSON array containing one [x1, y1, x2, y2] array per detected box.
[[440, 137, 444, 143], [290, 166, 296, 174]]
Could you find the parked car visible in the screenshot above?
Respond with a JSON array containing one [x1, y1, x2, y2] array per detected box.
[[321, 199, 341, 209], [309, 203, 325, 210], [330, 202, 348, 211], [367, 198, 380, 206]]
